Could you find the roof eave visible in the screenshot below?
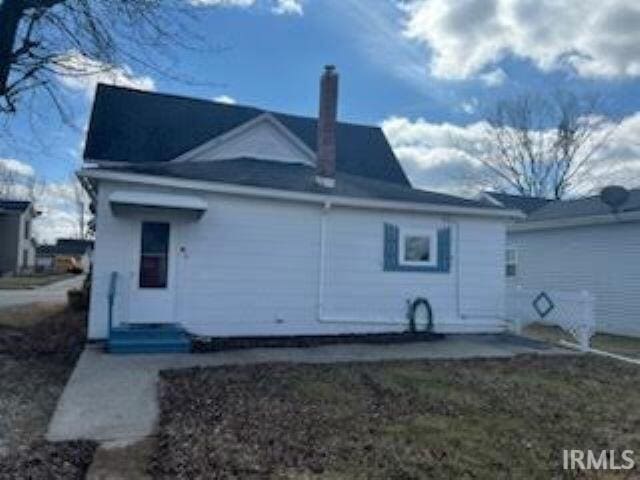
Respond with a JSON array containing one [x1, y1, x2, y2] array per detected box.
[[509, 210, 640, 232], [78, 168, 523, 220]]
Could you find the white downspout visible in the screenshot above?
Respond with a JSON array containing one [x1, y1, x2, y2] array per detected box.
[[317, 201, 330, 321], [453, 219, 462, 320]]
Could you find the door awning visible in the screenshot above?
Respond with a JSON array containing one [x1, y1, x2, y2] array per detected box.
[[109, 191, 207, 217]]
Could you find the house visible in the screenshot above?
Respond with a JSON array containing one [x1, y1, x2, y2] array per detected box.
[[486, 188, 640, 337], [36, 239, 94, 273], [0, 200, 39, 276], [79, 67, 520, 352]]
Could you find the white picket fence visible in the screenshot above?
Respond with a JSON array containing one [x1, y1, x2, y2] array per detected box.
[[506, 286, 596, 350]]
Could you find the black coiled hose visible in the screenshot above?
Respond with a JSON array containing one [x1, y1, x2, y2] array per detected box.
[[407, 297, 433, 333]]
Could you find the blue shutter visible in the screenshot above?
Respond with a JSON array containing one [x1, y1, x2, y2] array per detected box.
[[437, 227, 451, 273], [383, 223, 399, 271]]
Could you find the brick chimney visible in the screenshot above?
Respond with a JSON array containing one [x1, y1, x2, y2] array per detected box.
[[316, 65, 338, 188]]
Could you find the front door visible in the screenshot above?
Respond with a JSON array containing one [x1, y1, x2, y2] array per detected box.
[[127, 221, 176, 324]]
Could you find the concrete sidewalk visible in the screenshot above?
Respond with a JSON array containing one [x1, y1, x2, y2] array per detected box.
[[47, 335, 571, 443], [0, 275, 85, 310]]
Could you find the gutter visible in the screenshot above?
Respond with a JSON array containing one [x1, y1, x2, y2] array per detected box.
[[509, 210, 640, 232], [78, 168, 524, 220]]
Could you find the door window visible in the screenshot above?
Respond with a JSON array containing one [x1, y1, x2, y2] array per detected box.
[[139, 222, 170, 288]]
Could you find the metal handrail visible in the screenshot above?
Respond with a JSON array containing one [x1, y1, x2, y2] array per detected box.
[[107, 271, 118, 338]]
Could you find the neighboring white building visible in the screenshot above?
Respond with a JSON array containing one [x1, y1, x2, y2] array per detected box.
[[487, 190, 640, 337], [0, 200, 38, 276], [80, 68, 519, 351], [36, 239, 94, 273]]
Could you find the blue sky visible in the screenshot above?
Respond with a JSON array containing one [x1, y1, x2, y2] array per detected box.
[[2, 0, 640, 240]]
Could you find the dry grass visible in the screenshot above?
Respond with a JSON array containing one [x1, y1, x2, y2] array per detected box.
[[0, 306, 87, 452], [0, 273, 74, 290], [0, 356, 72, 453], [0, 302, 67, 328], [151, 355, 640, 479], [524, 323, 640, 359], [0, 305, 95, 477], [0, 307, 87, 361]]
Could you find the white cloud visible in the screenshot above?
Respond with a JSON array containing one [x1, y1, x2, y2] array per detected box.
[[189, 0, 303, 14], [272, 0, 303, 15], [382, 113, 640, 197], [0, 158, 36, 199], [0, 158, 84, 243], [189, 0, 255, 6], [402, 0, 640, 80], [479, 68, 507, 87], [213, 95, 237, 104], [382, 116, 487, 196], [32, 182, 83, 244], [322, 0, 431, 92], [55, 51, 156, 98], [460, 98, 478, 114], [0, 158, 35, 177]]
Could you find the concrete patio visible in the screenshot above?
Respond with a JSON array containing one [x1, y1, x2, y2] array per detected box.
[[47, 334, 572, 443]]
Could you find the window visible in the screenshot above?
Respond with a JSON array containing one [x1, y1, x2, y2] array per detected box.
[[383, 224, 450, 273], [22, 249, 29, 269], [24, 220, 30, 240], [398, 229, 437, 267], [505, 248, 517, 277], [139, 222, 170, 288]]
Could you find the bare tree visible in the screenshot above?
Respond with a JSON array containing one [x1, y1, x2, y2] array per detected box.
[[477, 91, 618, 199], [0, 160, 45, 203], [0, 162, 18, 197], [0, 0, 203, 119], [71, 175, 89, 239]]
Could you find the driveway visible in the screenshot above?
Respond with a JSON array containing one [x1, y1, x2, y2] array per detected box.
[[0, 275, 85, 310], [47, 335, 572, 443]]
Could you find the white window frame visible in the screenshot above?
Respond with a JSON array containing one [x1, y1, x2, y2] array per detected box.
[[505, 247, 517, 277], [398, 228, 438, 267]]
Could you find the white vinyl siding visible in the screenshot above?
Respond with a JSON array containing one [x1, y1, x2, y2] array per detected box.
[[507, 223, 640, 336], [88, 179, 508, 339]]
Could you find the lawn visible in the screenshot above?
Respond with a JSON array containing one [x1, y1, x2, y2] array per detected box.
[[0, 273, 75, 290], [0, 306, 96, 479], [0, 302, 67, 328], [524, 323, 640, 359], [151, 356, 640, 479]]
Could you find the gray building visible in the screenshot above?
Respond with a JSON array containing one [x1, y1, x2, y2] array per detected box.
[[36, 238, 94, 273], [0, 200, 39, 276], [486, 189, 640, 337]]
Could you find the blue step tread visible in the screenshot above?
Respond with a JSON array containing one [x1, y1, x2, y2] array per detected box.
[[108, 338, 191, 354], [108, 323, 190, 353], [116, 322, 183, 330], [109, 343, 190, 354], [110, 329, 187, 341]]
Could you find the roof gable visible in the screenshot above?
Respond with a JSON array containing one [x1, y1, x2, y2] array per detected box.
[[0, 200, 32, 214], [83, 84, 410, 186], [173, 113, 316, 166]]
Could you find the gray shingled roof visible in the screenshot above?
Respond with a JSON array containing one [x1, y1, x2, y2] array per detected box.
[[486, 192, 552, 215], [37, 239, 94, 256], [525, 189, 640, 222], [84, 84, 410, 186], [104, 158, 504, 211], [0, 200, 31, 213]]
